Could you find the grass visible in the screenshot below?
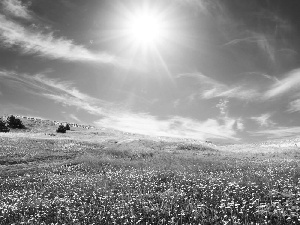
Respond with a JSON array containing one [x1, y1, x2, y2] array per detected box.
[[0, 134, 300, 224]]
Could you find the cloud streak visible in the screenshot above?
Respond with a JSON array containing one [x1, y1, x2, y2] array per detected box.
[[179, 69, 300, 103], [96, 113, 240, 141], [43, 94, 104, 116], [264, 69, 300, 99], [0, 69, 241, 141], [69, 114, 81, 123], [0, 69, 107, 115], [224, 32, 276, 63], [1, 0, 32, 20], [216, 99, 228, 116], [250, 126, 300, 139], [287, 99, 300, 113], [178, 73, 260, 101], [0, 12, 115, 63], [250, 113, 275, 127]]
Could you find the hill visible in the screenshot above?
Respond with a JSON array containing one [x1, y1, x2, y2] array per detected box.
[[1, 115, 300, 224]]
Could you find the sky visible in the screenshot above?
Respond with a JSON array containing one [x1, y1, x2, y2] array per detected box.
[[1, 0, 300, 143]]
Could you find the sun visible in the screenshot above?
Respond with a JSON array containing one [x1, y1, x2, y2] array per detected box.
[[116, 2, 176, 74], [124, 10, 167, 48]]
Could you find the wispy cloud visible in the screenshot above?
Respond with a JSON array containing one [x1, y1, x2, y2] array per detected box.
[[264, 69, 300, 99], [243, 71, 279, 82], [1, 69, 242, 141], [181, 69, 300, 103], [69, 114, 81, 123], [43, 94, 104, 116], [0, 103, 36, 115], [235, 118, 245, 131], [216, 99, 228, 116], [0, 69, 107, 115], [215, 99, 244, 132], [96, 113, 240, 141], [202, 87, 258, 100], [0, 70, 95, 100], [250, 113, 275, 127], [178, 73, 260, 101], [250, 126, 300, 139], [32, 74, 101, 103], [1, 0, 32, 20], [251, 33, 275, 63], [224, 32, 276, 63], [175, 0, 210, 14], [0, 13, 115, 63], [287, 99, 300, 113], [175, 0, 224, 16]]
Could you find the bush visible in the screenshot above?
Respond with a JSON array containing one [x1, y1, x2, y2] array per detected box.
[[65, 123, 70, 130], [56, 124, 66, 133], [0, 119, 9, 132], [6, 115, 25, 129]]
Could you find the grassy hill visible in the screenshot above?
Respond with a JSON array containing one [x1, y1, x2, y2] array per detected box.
[[0, 115, 300, 224]]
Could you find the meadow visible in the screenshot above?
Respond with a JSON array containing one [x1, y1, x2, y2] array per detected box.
[[1, 132, 300, 224]]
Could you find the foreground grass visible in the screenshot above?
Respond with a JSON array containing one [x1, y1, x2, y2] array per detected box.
[[0, 137, 300, 224]]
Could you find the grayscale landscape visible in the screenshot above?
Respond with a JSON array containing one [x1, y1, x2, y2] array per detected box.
[[2, 0, 300, 224], [1, 116, 300, 224]]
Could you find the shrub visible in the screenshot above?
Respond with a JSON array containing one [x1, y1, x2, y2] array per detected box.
[[65, 123, 70, 130], [6, 115, 25, 129], [0, 119, 9, 132], [56, 124, 66, 133]]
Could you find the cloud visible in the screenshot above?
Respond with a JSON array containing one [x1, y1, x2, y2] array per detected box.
[[243, 71, 279, 82], [43, 94, 104, 116], [216, 99, 228, 116], [31, 74, 100, 103], [178, 73, 260, 101], [174, 0, 224, 16], [69, 114, 81, 123], [235, 118, 244, 131], [0, 69, 242, 141], [0, 14, 115, 63], [250, 126, 300, 139], [214, 99, 244, 132], [0, 69, 107, 115], [264, 69, 300, 99], [183, 69, 300, 102], [203, 87, 259, 101], [175, 0, 210, 14], [250, 113, 275, 127], [251, 33, 275, 63], [96, 113, 240, 141], [0, 70, 93, 100], [173, 99, 180, 108], [2, 0, 31, 20], [0, 103, 35, 115], [287, 99, 300, 113], [224, 32, 276, 63]]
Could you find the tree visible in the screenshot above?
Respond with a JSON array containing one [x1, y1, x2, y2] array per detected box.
[[65, 123, 70, 130], [7, 115, 25, 129], [0, 119, 9, 132], [56, 124, 66, 133]]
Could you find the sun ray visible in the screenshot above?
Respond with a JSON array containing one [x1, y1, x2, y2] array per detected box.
[[152, 45, 174, 82]]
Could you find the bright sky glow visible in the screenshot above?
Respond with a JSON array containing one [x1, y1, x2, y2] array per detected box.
[[127, 13, 164, 45], [124, 9, 167, 48]]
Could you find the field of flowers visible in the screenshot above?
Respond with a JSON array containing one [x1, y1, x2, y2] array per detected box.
[[1, 136, 300, 224]]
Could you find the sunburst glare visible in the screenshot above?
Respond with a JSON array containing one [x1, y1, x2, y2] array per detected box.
[[125, 11, 167, 47], [114, 2, 176, 78]]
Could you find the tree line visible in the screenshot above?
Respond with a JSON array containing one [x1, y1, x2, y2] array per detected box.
[[0, 115, 71, 133]]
